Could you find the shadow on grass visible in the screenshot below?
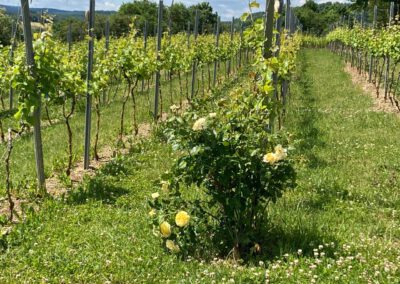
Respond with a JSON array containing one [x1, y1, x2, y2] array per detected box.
[[293, 52, 327, 169], [259, 222, 339, 261], [67, 176, 129, 205]]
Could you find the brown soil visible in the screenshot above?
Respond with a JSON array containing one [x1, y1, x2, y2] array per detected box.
[[344, 63, 400, 115]]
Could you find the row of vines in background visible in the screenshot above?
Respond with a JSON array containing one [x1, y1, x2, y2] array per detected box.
[[327, 23, 400, 108], [0, 0, 302, 226], [324, 2, 400, 108], [0, 0, 249, 222]]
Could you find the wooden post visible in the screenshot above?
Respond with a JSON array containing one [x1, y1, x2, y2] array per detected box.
[[105, 17, 110, 51], [213, 15, 220, 87], [239, 22, 243, 68], [186, 21, 191, 47], [20, 0, 46, 192], [68, 21, 72, 53], [368, 5, 377, 83], [154, 0, 163, 120], [384, 3, 394, 101], [9, 20, 17, 110], [191, 10, 199, 98], [227, 17, 234, 77], [264, 0, 275, 59], [142, 20, 148, 94], [285, 0, 291, 31], [168, 0, 174, 39], [360, 10, 364, 28], [275, 0, 284, 128], [84, 0, 95, 170], [389, 2, 394, 26]]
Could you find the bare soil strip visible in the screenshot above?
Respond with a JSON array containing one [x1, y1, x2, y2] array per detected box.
[[344, 63, 400, 115]]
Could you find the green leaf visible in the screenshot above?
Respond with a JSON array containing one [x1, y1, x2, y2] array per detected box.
[[240, 12, 250, 22], [249, 1, 260, 8]]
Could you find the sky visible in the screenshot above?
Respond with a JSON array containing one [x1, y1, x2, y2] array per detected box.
[[0, 0, 348, 20]]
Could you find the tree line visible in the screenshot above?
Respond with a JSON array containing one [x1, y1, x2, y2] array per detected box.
[[53, 1, 220, 42]]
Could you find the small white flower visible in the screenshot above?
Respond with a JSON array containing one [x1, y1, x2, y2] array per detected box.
[[209, 113, 217, 118], [151, 192, 160, 199]]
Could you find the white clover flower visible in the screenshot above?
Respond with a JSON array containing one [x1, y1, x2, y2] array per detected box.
[[151, 192, 160, 199], [209, 113, 217, 118], [192, 117, 207, 131]]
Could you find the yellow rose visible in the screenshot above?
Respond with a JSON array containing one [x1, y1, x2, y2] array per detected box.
[[192, 117, 207, 131], [160, 221, 171, 238], [274, 144, 287, 161], [166, 240, 180, 252], [175, 211, 190, 227], [263, 153, 278, 165]]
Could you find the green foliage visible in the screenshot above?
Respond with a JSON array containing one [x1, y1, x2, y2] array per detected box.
[[151, 89, 296, 257], [0, 9, 12, 45], [326, 25, 400, 61], [294, 0, 350, 35]]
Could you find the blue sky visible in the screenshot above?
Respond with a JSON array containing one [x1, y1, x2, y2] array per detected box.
[[0, 0, 347, 20]]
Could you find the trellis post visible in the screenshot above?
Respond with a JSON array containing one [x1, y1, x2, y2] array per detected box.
[[368, 5, 377, 83], [213, 14, 220, 87], [191, 10, 199, 98], [20, 0, 46, 192], [84, 0, 96, 170]]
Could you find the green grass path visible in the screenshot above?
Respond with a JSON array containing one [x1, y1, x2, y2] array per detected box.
[[0, 49, 399, 283]]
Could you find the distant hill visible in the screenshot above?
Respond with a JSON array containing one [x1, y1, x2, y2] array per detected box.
[[0, 4, 115, 21]]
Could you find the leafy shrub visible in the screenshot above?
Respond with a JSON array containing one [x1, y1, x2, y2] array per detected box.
[[149, 87, 296, 259]]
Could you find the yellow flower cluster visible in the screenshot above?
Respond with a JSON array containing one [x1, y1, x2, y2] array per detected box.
[[263, 145, 288, 165], [158, 211, 190, 252]]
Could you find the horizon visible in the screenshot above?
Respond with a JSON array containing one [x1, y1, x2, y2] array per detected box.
[[0, 0, 349, 21]]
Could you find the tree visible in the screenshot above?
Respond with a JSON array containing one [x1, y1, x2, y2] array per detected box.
[[113, 0, 158, 36], [189, 2, 217, 34], [0, 9, 13, 45], [167, 3, 191, 34], [294, 0, 351, 35], [53, 18, 86, 42]]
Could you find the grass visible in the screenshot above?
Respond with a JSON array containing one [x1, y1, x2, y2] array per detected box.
[[0, 75, 266, 283], [265, 49, 400, 282], [0, 48, 399, 283], [0, 59, 240, 198]]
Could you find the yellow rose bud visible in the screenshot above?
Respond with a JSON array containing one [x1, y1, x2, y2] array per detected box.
[[160, 221, 171, 238], [175, 211, 190, 227], [161, 181, 169, 193], [166, 240, 180, 252]]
